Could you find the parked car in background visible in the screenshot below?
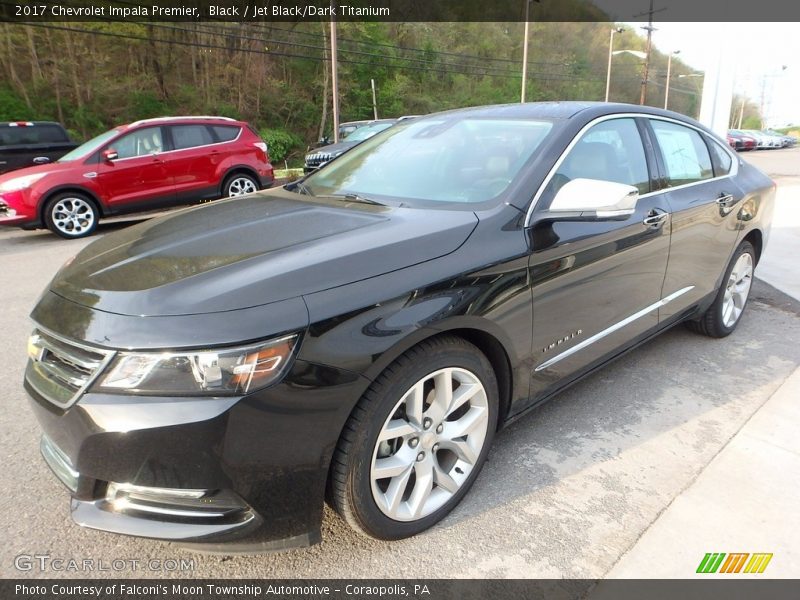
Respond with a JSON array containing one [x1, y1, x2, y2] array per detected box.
[[304, 119, 398, 173], [727, 130, 757, 151], [0, 116, 273, 238], [0, 121, 78, 175], [763, 129, 796, 148], [25, 102, 774, 550]]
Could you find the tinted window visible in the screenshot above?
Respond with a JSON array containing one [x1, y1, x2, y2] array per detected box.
[[706, 136, 733, 176], [305, 118, 554, 205], [172, 125, 214, 150], [0, 124, 68, 145], [540, 118, 650, 207], [113, 127, 163, 158], [650, 120, 713, 185], [211, 125, 240, 142]]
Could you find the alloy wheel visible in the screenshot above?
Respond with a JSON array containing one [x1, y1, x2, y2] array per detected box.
[[51, 197, 95, 236], [227, 177, 257, 197], [370, 367, 489, 522], [721, 251, 753, 328]]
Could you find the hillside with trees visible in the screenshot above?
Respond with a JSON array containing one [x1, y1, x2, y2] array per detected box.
[[0, 21, 726, 165]]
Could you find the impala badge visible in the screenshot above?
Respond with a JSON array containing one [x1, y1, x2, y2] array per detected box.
[[542, 329, 582, 353]]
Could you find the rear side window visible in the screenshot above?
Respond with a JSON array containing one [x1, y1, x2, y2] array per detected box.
[[0, 124, 69, 145], [172, 125, 214, 150], [650, 120, 713, 186], [211, 125, 240, 143], [706, 136, 733, 176]]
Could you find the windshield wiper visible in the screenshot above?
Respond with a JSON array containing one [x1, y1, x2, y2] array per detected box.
[[323, 193, 387, 206]]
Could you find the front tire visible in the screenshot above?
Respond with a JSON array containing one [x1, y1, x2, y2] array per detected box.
[[330, 336, 498, 540], [687, 241, 755, 338], [43, 193, 99, 239]]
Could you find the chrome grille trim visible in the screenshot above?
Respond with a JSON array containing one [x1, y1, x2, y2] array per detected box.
[[27, 326, 116, 409]]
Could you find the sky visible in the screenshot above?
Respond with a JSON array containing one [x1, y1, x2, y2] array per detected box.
[[625, 22, 798, 127]]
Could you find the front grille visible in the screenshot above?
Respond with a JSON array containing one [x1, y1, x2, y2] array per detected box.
[[305, 152, 332, 167], [26, 328, 115, 408]]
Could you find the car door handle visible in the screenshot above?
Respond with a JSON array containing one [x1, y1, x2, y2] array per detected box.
[[643, 210, 669, 228], [33, 156, 50, 164], [715, 193, 736, 207]]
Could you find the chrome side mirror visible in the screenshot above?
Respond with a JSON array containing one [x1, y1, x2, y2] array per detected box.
[[540, 178, 639, 222]]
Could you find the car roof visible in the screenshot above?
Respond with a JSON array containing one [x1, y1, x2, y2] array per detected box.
[[418, 101, 704, 124], [122, 116, 245, 129]]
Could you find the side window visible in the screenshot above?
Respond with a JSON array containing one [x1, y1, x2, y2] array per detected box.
[[650, 120, 713, 186], [211, 125, 240, 143], [706, 136, 733, 176], [540, 118, 650, 207], [113, 127, 163, 159], [172, 125, 214, 150]]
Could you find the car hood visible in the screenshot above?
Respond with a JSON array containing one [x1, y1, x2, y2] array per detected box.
[[307, 141, 358, 157], [0, 159, 78, 182], [51, 188, 479, 316]]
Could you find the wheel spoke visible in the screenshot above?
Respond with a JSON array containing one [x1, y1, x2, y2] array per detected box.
[[427, 369, 453, 422], [432, 462, 459, 494], [373, 454, 412, 479], [407, 460, 433, 518], [404, 382, 425, 428], [443, 406, 487, 439], [383, 464, 414, 517], [445, 382, 481, 419], [440, 437, 478, 465], [377, 419, 416, 442]]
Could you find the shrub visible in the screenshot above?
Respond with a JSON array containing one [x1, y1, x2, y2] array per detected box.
[[259, 128, 303, 164]]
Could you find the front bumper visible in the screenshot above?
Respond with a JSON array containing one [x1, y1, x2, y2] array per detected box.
[[0, 191, 36, 226], [26, 341, 369, 551]]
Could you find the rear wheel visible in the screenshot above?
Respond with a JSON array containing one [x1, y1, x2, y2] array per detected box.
[[43, 193, 99, 239], [330, 336, 498, 540], [687, 241, 755, 338], [223, 173, 258, 197]]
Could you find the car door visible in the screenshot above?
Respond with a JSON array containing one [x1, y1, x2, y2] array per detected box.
[[526, 116, 671, 401], [166, 124, 222, 201], [96, 126, 174, 209], [646, 118, 743, 321]]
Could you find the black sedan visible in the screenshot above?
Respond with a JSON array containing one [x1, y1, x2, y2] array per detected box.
[[25, 102, 774, 551]]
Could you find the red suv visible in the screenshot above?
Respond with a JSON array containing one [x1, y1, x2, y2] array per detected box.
[[0, 116, 273, 238]]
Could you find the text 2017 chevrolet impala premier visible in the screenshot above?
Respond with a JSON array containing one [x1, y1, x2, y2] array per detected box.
[[25, 103, 773, 552]]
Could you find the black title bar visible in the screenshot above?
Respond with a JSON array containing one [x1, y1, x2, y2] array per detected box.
[[1, 0, 800, 22]]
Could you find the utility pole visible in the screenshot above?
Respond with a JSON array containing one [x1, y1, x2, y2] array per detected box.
[[636, 0, 665, 105], [370, 79, 378, 120], [664, 50, 679, 110], [737, 98, 745, 129], [520, 0, 531, 103], [330, 5, 340, 143]]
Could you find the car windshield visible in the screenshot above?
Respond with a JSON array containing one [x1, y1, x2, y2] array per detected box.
[[58, 128, 120, 162], [304, 117, 554, 204], [343, 122, 395, 142]]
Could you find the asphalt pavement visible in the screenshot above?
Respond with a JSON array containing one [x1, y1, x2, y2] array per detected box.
[[1, 148, 798, 579]]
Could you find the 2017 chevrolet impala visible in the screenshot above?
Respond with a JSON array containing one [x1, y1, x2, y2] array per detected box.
[[25, 103, 774, 552]]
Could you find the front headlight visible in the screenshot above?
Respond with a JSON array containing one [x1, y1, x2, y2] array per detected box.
[[0, 173, 46, 192], [92, 334, 299, 396]]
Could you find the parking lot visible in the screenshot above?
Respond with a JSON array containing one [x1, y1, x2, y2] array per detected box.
[[1, 149, 799, 579]]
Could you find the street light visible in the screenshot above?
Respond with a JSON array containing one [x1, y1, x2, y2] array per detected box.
[[605, 27, 625, 102], [520, 0, 533, 103], [664, 50, 681, 110]]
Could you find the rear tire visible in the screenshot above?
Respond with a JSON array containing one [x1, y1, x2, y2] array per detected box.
[[223, 173, 258, 197], [43, 192, 99, 239], [687, 241, 755, 338], [330, 336, 498, 540]]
